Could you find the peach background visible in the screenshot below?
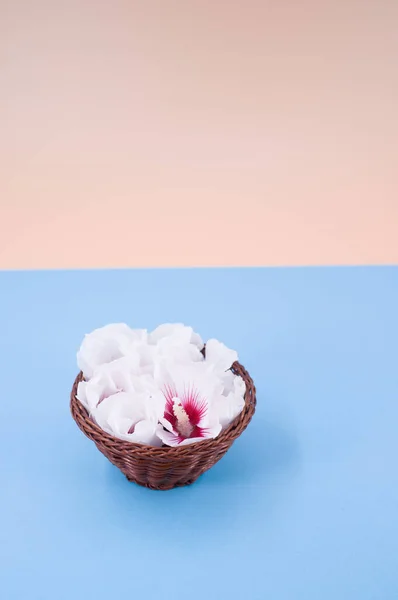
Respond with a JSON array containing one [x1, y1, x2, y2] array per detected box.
[[1, 0, 397, 269]]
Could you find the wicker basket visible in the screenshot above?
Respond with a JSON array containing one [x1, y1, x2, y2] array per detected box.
[[70, 359, 256, 490]]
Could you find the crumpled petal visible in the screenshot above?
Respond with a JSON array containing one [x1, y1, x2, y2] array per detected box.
[[77, 323, 145, 379], [76, 356, 140, 412], [76, 356, 166, 447], [149, 323, 204, 350], [214, 375, 246, 429], [205, 339, 238, 372], [132, 420, 164, 446], [232, 373, 246, 397], [220, 370, 235, 396], [136, 343, 157, 375], [155, 337, 204, 364], [93, 391, 163, 446]]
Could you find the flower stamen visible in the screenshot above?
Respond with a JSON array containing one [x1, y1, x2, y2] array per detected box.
[[172, 397, 194, 438]]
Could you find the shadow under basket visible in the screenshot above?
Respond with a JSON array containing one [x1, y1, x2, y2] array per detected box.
[[70, 360, 256, 490]]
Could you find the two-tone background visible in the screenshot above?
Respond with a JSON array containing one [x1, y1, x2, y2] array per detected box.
[[1, 4, 398, 600], [1, 0, 397, 269]]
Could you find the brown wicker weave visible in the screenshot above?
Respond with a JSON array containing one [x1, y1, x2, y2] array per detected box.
[[70, 359, 256, 490]]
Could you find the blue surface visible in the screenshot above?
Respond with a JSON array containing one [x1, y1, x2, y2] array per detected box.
[[1, 267, 398, 600]]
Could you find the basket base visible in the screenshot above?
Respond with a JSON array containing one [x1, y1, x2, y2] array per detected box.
[[126, 474, 199, 491]]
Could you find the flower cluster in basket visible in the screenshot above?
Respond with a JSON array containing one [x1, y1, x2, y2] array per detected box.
[[76, 323, 246, 447]]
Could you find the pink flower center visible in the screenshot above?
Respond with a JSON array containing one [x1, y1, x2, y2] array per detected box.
[[163, 382, 208, 440]]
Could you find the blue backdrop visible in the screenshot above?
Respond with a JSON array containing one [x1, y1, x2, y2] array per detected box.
[[1, 266, 397, 599]]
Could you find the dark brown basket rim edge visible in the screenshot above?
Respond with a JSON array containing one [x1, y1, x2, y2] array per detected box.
[[70, 360, 256, 458]]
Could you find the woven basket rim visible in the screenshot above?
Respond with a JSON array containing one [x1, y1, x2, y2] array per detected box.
[[70, 359, 256, 459]]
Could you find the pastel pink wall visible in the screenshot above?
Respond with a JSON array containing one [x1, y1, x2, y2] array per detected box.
[[1, 0, 397, 269]]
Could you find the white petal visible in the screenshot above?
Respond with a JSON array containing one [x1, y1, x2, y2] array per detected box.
[[77, 323, 139, 379], [94, 356, 140, 388], [159, 416, 177, 434], [131, 373, 158, 396], [177, 425, 222, 445], [155, 360, 220, 396], [76, 380, 89, 410], [136, 343, 156, 374], [129, 329, 148, 343], [176, 436, 207, 446], [192, 334, 204, 350], [129, 420, 163, 446], [84, 381, 106, 412], [149, 323, 190, 345], [149, 323, 203, 349], [77, 355, 143, 415], [203, 421, 222, 439], [189, 330, 204, 350], [76, 379, 112, 413], [213, 391, 245, 429], [233, 374, 246, 397], [116, 423, 163, 446], [205, 339, 238, 372], [93, 391, 145, 433], [220, 370, 235, 396], [156, 338, 204, 364], [156, 428, 182, 446], [146, 389, 166, 421], [108, 415, 133, 436]]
